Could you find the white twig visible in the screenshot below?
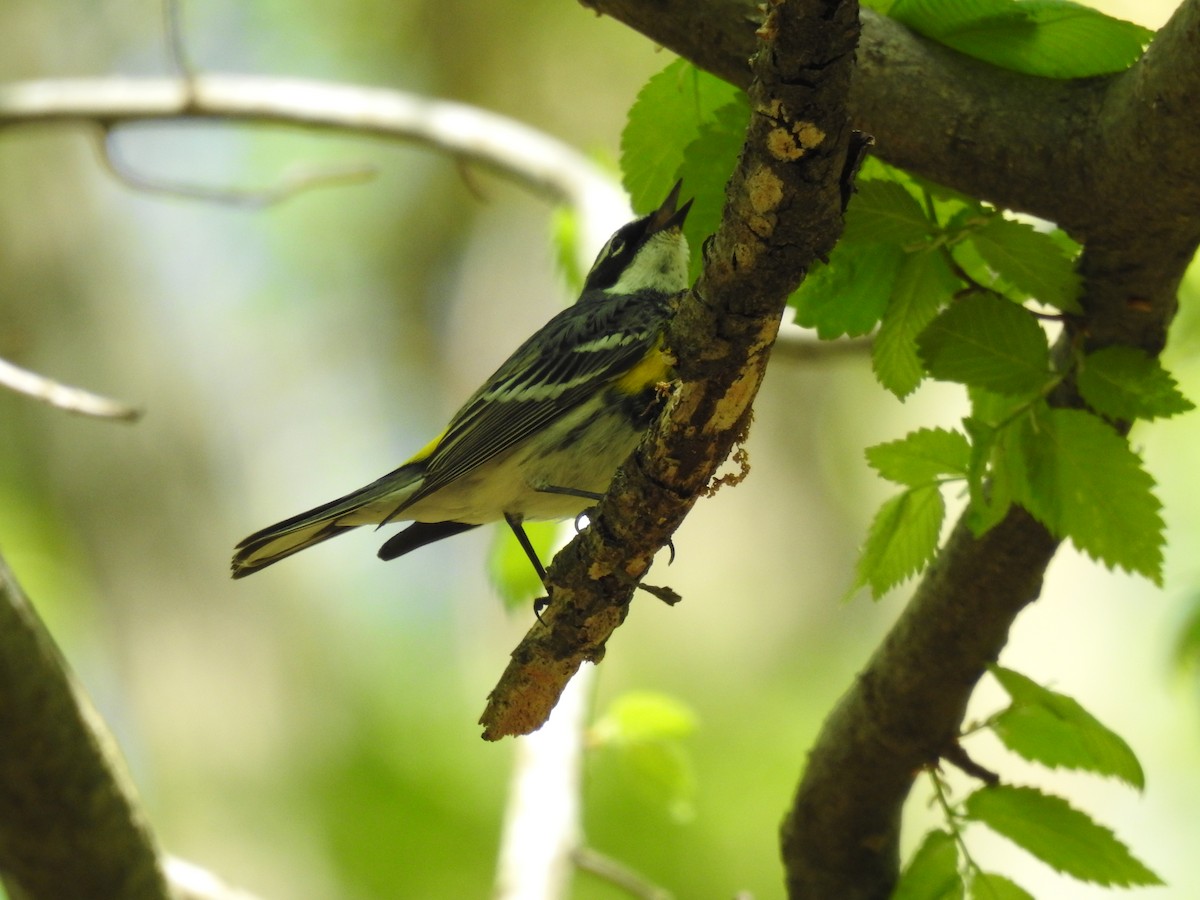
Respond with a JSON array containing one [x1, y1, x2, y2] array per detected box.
[[493, 664, 594, 900], [0, 76, 628, 237], [0, 355, 141, 422], [165, 856, 264, 900]]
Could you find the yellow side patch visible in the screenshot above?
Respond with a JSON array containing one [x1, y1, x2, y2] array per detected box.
[[613, 336, 674, 396], [405, 427, 447, 465]]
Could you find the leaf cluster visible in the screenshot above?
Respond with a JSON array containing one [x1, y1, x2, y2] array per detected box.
[[894, 666, 1161, 898], [836, 162, 1193, 597]]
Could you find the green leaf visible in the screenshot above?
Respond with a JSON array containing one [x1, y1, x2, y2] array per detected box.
[[918, 293, 1051, 395], [888, 0, 1153, 78], [679, 100, 751, 280], [855, 484, 945, 598], [792, 241, 904, 339], [894, 830, 963, 900], [842, 178, 935, 245], [621, 59, 743, 214], [963, 415, 1014, 536], [488, 521, 558, 611], [968, 216, 1081, 312], [1173, 595, 1200, 675], [873, 250, 961, 397], [969, 872, 1034, 900], [964, 785, 1162, 886], [550, 204, 584, 293], [591, 691, 698, 744], [866, 428, 970, 486], [592, 692, 698, 822], [1006, 405, 1165, 583], [989, 665, 1145, 789], [1077, 346, 1195, 421]]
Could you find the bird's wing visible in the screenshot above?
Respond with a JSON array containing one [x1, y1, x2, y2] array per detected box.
[[402, 290, 670, 508]]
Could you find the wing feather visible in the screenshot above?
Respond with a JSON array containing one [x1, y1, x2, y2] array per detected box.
[[400, 290, 670, 509]]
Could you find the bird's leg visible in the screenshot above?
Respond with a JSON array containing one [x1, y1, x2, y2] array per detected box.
[[533, 484, 681, 607], [504, 513, 551, 622]]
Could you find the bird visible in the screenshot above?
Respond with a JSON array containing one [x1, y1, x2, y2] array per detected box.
[[231, 181, 692, 592]]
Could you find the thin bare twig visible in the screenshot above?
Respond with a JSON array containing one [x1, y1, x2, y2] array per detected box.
[[572, 847, 672, 900], [161, 0, 196, 83], [771, 326, 871, 361], [0, 355, 141, 422], [98, 129, 378, 209]]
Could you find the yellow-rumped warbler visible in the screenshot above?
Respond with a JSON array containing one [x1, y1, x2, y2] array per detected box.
[[232, 182, 692, 584]]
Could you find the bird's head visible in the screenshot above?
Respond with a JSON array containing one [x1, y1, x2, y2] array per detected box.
[[582, 181, 693, 296]]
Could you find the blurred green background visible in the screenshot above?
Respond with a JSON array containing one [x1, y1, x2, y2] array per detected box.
[[1, 1, 1197, 897]]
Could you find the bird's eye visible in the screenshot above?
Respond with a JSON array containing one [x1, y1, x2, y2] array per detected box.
[[607, 237, 625, 258]]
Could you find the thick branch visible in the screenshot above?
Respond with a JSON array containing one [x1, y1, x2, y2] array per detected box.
[[0, 552, 170, 899], [480, 0, 861, 739], [780, 510, 1059, 897], [584, 0, 1200, 325]]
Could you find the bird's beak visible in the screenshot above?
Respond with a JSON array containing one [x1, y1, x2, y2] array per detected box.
[[646, 180, 693, 234]]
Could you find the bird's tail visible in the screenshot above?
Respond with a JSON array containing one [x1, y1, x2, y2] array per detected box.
[[231, 464, 420, 578]]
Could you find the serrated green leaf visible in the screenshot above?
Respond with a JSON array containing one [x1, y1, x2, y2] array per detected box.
[[1078, 346, 1195, 421], [918, 293, 1051, 395], [888, 0, 1152, 78], [488, 521, 558, 610], [1006, 405, 1164, 583], [894, 830, 964, 900], [989, 665, 1145, 788], [592, 691, 698, 744], [873, 250, 961, 397], [965, 785, 1162, 886], [843, 178, 935, 245], [969, 216, 1081, 312], [792, 241, 903, 339], [963, 416, 1014, 536], [867, 428, 970, 486], [621, 59, 743, 214], [969, 871, 1035, 900], [855, 484, 945, 598], [679, 100, 750, 280]]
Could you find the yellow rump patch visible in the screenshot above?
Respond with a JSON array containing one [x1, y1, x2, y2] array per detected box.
[[405, 427, 447, 465]]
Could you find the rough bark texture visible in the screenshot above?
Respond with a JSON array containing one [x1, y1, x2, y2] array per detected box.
[[479, 0, 862, 739]]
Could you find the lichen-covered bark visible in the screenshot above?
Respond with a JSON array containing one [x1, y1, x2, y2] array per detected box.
[[479, 0, 862, 740]]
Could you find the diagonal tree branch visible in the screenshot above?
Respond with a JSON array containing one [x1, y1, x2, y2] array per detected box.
[[0, 551, 171, 900], [780, 509, 1060, 897], [479, 0, 863, 739]]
